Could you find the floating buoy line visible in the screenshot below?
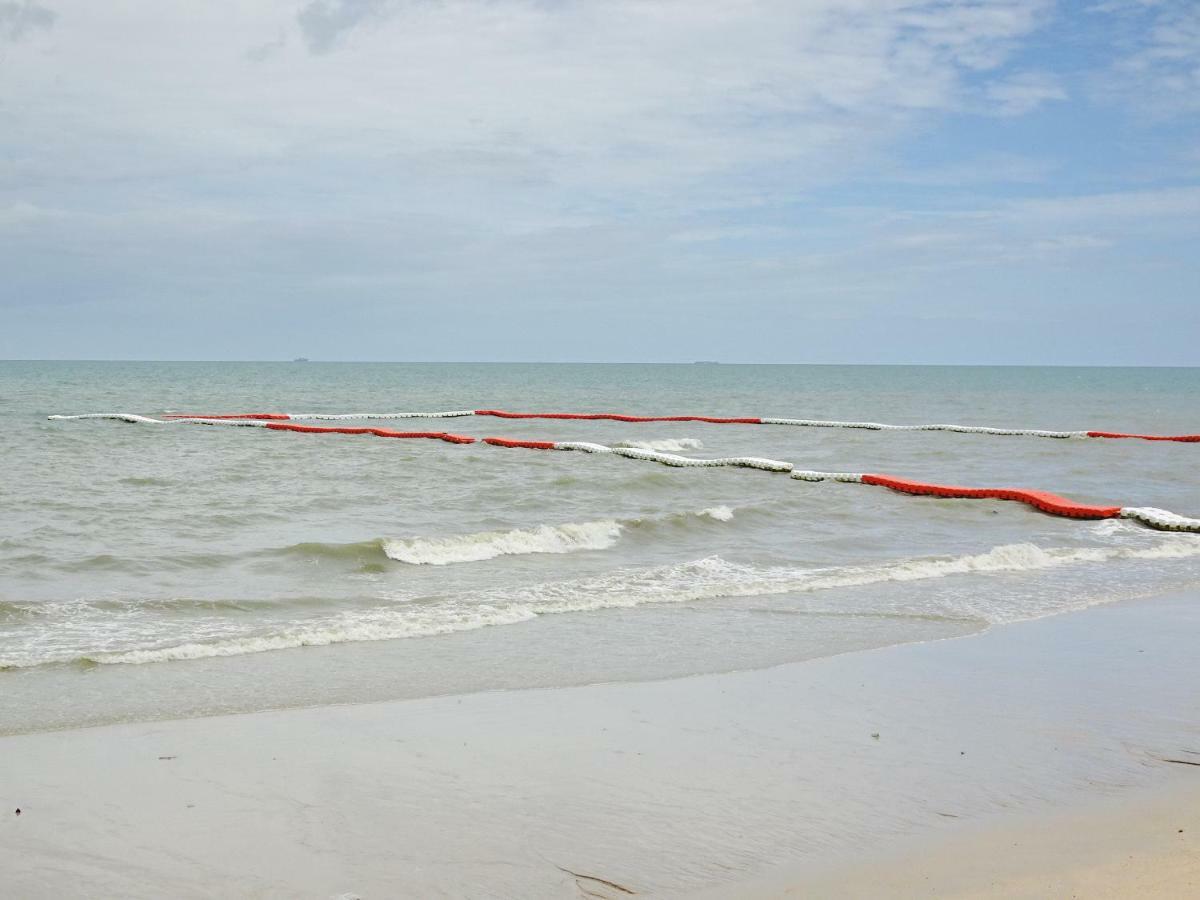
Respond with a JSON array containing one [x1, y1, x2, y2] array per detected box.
[[143, 408, 1200, 442], [47, 411, 1200, 534]]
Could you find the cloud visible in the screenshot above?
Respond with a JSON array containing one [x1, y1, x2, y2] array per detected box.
[[297, 0, 394, 53], [3, 0, 1058, 219], [1092, 0, 1200, 113], [870, 153, 1055, 186], [982, 71, 1066, 116], [246, 29, 288, 62], [0, 0, 55, 42], [0, 1, 1197, 363], [1010, 186, 1200, 220]]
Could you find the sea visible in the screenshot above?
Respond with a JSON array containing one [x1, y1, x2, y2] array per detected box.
[[2, 361, 1198, 734]]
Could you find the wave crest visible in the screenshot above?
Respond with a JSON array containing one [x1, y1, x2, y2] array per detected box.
[[281, 506, 739, 567], [613, 438, 704, 452], [73, 534, 1200, 666], [381, 520, 623, 565]]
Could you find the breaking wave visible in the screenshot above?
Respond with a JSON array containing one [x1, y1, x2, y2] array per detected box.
[[381, 520, 623, 565], [613, 438, 704, 452], [275, 507, 739, 567], [51, 534, 1199, 667]]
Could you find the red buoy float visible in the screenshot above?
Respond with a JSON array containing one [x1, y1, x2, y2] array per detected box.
[[860, 474, 1122, 519], [264, 423, 475, 444]]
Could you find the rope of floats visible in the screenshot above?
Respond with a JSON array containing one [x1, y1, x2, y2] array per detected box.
[[145, 408, 1200, 442], [47, 413, 1200, 534]]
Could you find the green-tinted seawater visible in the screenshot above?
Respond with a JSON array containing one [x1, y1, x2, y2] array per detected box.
[[2, 362, 1198, 732]]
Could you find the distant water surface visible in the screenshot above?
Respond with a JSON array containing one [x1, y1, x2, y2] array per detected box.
[[2, 361, 1198, 732]]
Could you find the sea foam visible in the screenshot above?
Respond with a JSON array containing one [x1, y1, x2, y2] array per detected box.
[[379, 507, 736, 565], [613, 438, 704, 452], [71, 535, 1200, 667], [381, 520, 623, 565]]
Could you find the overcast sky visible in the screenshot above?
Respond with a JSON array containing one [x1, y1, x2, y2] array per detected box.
[[2, 0, 1197, 363]]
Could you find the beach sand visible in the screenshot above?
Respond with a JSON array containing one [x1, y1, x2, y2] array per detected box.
[[727, 781, 1200, 898], [3, 589, 1198, 898]]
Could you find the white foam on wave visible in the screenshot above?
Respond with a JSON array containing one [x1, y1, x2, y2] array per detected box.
[[97, 605, 542, 665], [799, 539, 1200, 588], [81, 534, 1200, 666], [381, 520, 624, 565], [1090, 518, 1141, 537], [613, 438, 704, 452], [487, 541, 1200, 616], [1122, 540, 1200, 560], [379, 506, 737, 565]]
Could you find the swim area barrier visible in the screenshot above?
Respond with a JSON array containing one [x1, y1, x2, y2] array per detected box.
[[144, 408, 1200, 442], [48, 410, 1200, 534]]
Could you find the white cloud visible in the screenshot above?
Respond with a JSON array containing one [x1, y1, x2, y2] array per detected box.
[[869, 153, 1056, 186], [0, 0, 1055, 221], [1, 0, 1197, 364], [1092, 0, 1200, 113], [1010, 186, 1200, 219], [982, 70, 1066, 115]]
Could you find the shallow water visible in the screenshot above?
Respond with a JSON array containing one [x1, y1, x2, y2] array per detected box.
[[2, 361, 1198, 732]]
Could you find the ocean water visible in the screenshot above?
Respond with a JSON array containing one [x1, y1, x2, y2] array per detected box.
[[2, 361, 1199, 733]]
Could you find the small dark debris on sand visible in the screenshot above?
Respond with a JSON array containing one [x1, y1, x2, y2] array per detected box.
[[556, 864, 636, 895]]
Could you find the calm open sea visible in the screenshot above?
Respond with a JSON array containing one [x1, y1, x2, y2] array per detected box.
[[2, 361, 1198, 733]]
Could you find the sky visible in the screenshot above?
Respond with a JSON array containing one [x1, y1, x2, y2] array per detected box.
[[1, 0, 1197, 364]]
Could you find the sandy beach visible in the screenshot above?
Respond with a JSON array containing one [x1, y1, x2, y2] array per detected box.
[[3, 588, 1198, 898], [733, 782, 1200, 899]]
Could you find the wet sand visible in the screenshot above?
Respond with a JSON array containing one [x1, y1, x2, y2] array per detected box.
[[711, 774, 1199, 898], [3, 589, 1199, 898]]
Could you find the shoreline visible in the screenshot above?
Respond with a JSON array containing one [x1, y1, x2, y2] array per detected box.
[[4, 588, 1199, 897]]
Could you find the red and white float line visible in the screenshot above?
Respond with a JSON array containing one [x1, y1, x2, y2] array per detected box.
[[48, 413, 1200, 533], [150, 408, 1200, 442], [48, 413, 476, 443]]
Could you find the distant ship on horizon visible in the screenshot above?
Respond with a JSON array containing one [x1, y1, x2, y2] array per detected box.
[[693, 360, 720, 365], [293, 357, 310, 362]]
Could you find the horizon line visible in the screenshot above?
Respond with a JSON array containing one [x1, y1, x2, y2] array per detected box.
[[2, 359, 1198, 369]]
